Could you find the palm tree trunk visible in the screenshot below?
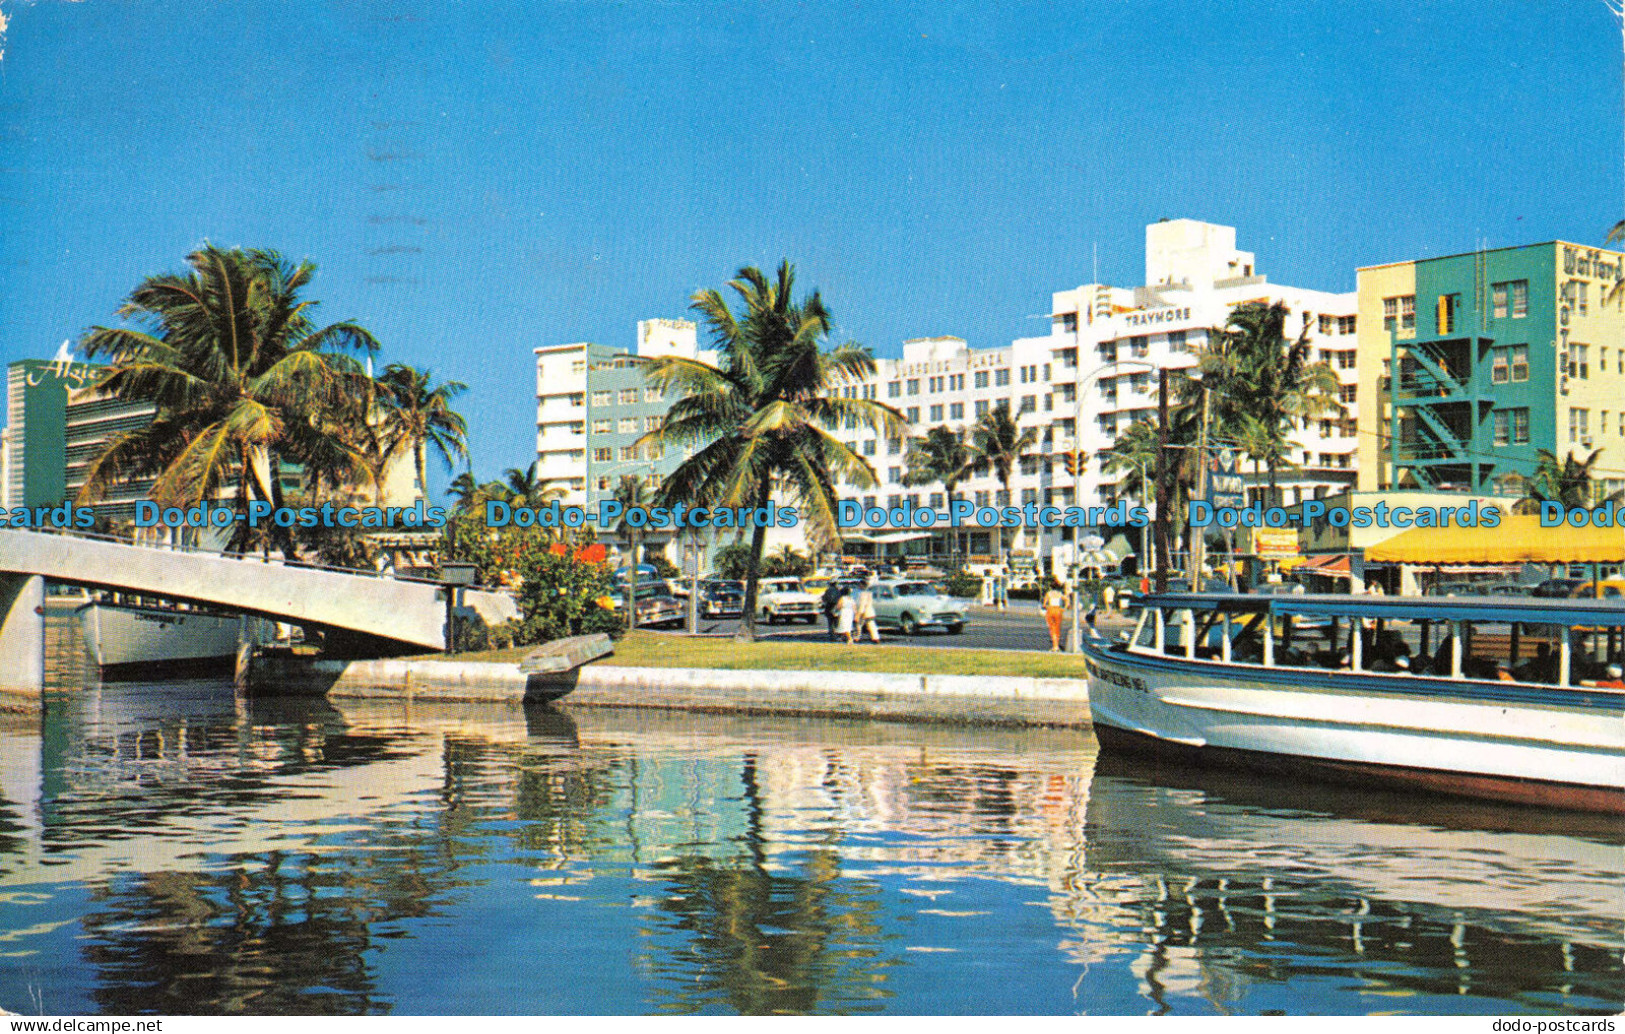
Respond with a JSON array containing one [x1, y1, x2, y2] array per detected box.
[[735, 478, 774, 643]]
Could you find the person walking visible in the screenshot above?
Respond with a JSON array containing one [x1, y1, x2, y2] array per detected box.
[[820, 581, 842, 641], [1042, 579, 1068, 652], [855, 578, 881, 645], [837, 586, 857, 645]]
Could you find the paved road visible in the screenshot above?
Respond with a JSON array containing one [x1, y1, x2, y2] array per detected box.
[[644, 600, 1136, 653]]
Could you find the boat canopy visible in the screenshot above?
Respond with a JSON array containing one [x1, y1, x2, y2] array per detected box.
[[1365, 515, 1625, 565], [1137, 592, 1625, 627]]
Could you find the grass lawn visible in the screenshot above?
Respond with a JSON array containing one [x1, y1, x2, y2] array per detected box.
[[442, 631, 1093, 679]]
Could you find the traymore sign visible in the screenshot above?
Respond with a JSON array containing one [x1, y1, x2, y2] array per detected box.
[[1120, 306, 1194, 329]]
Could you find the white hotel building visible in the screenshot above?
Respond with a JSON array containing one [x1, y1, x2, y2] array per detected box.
[[535, 219, 1359, 570]]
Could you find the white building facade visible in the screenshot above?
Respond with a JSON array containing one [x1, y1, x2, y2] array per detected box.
[[536, 220, 1358, 572]]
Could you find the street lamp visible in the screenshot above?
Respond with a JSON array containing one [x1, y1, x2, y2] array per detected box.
[[1067, 356, 1161, 653]]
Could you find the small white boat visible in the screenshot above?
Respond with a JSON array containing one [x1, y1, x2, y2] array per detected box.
[[77, 600, 244, 679], [1082, 592, 1625, 813]]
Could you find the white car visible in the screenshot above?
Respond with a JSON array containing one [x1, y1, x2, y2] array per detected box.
[[756, 577, 821, 624], [871, 579, 966, 636]]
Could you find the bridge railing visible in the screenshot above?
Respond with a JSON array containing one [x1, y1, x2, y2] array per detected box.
[[20, 526, 456, 588]]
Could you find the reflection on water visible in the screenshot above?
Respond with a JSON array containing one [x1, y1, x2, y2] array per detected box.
[[0, 678, 1618, 1016]]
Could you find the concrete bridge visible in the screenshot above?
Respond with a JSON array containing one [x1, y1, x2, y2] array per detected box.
[[0, 528, 519, 707]]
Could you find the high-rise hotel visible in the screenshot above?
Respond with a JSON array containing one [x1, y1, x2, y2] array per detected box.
[[535, 219, 1360, 568]]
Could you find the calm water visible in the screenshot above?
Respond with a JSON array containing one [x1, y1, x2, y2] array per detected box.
[[0, 670, 1620, 1015]]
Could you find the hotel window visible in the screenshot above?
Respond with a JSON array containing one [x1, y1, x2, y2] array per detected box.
[[975, 400, 990, 418], [975, 491, 991, 507], [862, 440, 876, 456], [647, 445, 664, 461], [1602, 347, 1610, 373], [619, 389, 638, 404], [1021, 488, 1038, 506], [1044, 364, 1051, 381], [1130, 336, 1149, 357], [569, 394, 584, 407], [1019, 395, 1036, 414], [1319, 315, 1334, 335], [1383, 297, 1398, 332], [1577, 281, 1589, 316], [888, 466, 900, 483], [1339, 315, 1357, 334], [951, 374, 965, 390], [592, 419, 611, 433], [1510, 280, 1528, 317], [1494, 410, 1511, 446], [592, 448, 612, 462], [1043, 394, 1053, 412], [974, 371, 990, 389], [1336, 351, 1355, 370], [1570, 408, 1590, 443], [928, 376, 942, 393], [1492, 350, 1509, 384], [888, 381, 901, 398], [645, 416, 662, 431], [1339, 384, 1357, 405], [596, 477, 612, 492], [949, 402, 964, 420], [1493, 282, 1508, 318], [1572, 344, 1590, 379], [906, 407, 919, 422], [644, 388, 662, 402], [995, 368, 1011, 387], [1060, 313, 1078, 333], [618, 417, 638, 433], [886, 495, 901, 509], [1020, 456, 1040, 476], [571, 360, 586, 375], [620, 445, 639, 461], [907, 379, 920, 395], [591, 390, 613, 406], [995, 490, 1011, 506], [930, 404, 944, 421], [930, 492, 944, 508], [1168, 330, 1189, 352], [1510, 345, 1528, 382]]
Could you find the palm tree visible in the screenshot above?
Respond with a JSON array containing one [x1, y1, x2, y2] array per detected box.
[[1513, 448, 1623, 513], [612, 474, 655, 632], [449, 471, 482, 513], [502, 462, 563, 509], [1190, 301, 1340, 505], [901, 426, 975, 568], [966, 402, 1039, 572], [375, 363, 469, 501], [638, 262, 905, 642], [77, 245, 377, 551]]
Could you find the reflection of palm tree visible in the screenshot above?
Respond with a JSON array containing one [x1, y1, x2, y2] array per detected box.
[[643, 754, 894, 1014]]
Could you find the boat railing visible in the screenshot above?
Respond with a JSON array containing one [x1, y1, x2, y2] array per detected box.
[[1119, 593, 1625, 692]]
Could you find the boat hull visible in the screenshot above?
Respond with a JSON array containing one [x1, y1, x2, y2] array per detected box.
[[80, 603, 243, 680], [1082, 639, 1625, 814]]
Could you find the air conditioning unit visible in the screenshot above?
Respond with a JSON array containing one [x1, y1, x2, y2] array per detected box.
[[1582, 435, 1594, 447]]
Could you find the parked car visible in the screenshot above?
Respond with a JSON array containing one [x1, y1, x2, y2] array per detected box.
[[870, 579, 965, 635], [697, 578, 745, 618], [1531, 578, 1589, 599], [607, 583, 685, 628], [757, 577, 821, 624]]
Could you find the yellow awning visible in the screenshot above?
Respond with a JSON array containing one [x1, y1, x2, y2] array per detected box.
[[1366, 514, 1625, 565]]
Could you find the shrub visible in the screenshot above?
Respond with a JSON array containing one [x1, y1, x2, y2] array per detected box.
[[711, 541, 754, 580], [944, 571, 982, 598], [515, 543, 623, 644], [760, 545, 812, 578]]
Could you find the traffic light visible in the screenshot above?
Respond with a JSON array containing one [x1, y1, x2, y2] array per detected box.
[[1062, 449, 1087, 477]]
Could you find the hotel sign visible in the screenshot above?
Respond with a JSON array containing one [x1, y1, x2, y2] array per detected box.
[[1562, 245, 1622, 284], [1121, 306, 1192, 328]]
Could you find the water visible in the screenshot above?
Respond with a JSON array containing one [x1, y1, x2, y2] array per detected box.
[[0, 667, 1620, 1015]]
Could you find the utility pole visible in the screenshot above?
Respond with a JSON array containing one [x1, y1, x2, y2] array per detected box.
[[1154, 367, 1171, 594], [1191, 382, 1212, 588]]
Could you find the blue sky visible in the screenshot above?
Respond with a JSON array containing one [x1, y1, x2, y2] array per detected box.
[[1, 0, 1620, 493]]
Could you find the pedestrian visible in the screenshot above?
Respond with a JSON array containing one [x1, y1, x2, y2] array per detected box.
[[820, 581, 842, 641], [1102, 582, 1116, 612], [1042, 579, 1068, 651], [837, 587, 857, 645], [855, 577, 881, 645]]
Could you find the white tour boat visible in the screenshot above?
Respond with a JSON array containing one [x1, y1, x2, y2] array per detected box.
[[77, 599, 246, 679], [1082, 592, 1625, 814]]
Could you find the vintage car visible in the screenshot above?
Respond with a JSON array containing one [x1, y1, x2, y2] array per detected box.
[[607, 582, 686, 629], [697, 578, 746, 618], [757, 577, 821, 624], [870, 579, 965, 636]]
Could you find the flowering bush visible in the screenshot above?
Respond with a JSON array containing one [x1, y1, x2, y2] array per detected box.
[[515, 541, 623, 644]]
